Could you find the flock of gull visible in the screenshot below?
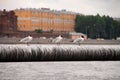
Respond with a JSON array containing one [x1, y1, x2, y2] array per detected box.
[[20, 35, 84, 45]]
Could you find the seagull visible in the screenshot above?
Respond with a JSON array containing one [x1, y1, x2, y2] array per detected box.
[[52, 35, 63, 44], [73, 36, 84, 45], [20, 35, 33, 46]]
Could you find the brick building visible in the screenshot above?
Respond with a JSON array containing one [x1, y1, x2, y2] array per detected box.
[[14, 8, 76, 32], [0, 9, 17, 36], [0, 8, 82, 38]]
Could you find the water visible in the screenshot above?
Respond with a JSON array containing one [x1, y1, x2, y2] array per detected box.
[[0, 61, 120, 80], [0, 44, 120, 61], [0, 44, 120, 80]]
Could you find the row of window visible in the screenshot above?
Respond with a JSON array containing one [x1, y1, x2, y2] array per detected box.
[[19, 25, 71, 30], [31, 26, 73, 31], [16, 12, 75, 19], [18, 17, 74, 24]]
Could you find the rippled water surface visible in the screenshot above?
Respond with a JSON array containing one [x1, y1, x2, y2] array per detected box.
[[0, 44, 120, 61], [0, 61, 120, 80]]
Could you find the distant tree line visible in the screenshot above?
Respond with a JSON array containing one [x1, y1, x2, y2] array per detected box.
[[75, 14, 120, 39]]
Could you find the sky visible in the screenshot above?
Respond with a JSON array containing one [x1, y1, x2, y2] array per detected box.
[[0, 0, 120, 18]]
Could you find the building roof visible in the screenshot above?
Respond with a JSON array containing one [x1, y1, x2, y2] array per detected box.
[[69, 32, 86, 36], [15, 8, 77, 15]]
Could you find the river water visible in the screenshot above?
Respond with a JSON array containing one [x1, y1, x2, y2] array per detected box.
[[0, 61, 120, 80], [0, 44, 120, 61]]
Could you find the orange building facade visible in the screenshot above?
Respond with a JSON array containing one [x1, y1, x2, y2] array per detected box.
[[14, 8, 76, 32]]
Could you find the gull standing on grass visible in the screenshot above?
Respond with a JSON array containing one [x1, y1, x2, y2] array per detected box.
[[20, 35, 33, 46], [73, 36, 84, 45], [52, 35, 63, 44]]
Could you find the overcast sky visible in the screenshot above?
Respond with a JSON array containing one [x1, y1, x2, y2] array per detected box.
[[0, 0, 120, 18]]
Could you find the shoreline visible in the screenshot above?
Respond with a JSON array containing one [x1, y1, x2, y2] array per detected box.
[[0, 38, 119, 45]]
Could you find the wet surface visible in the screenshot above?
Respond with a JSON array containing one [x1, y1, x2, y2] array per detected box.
[[0, 44, 120, 61], [0, 61, 120, 80]]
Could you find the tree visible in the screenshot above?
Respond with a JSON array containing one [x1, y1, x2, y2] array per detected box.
[[35, 29, 43, 33], [75, 14, 120, 39]]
